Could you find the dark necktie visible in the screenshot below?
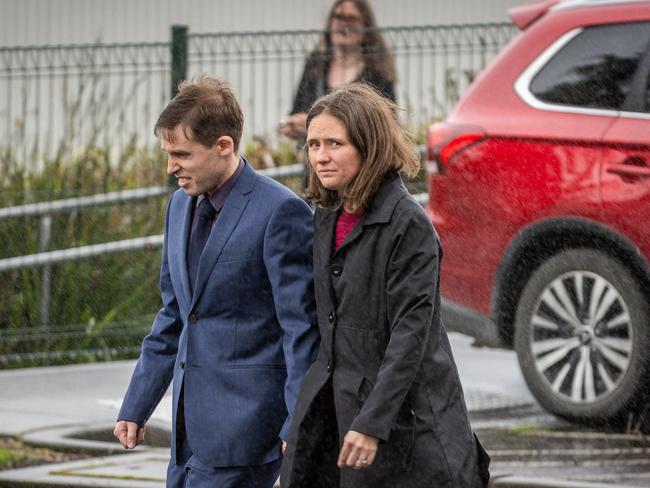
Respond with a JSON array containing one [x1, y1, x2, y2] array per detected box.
[[187, 197, 216, 294]]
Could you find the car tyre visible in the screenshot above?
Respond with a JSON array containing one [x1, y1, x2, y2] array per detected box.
[[514, 248, 649, 422]]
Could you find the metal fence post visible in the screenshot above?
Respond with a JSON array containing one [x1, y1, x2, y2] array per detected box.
[[169, 24, 188, 187], [39, 214, 52, 328], [170, 25, 188, 98]]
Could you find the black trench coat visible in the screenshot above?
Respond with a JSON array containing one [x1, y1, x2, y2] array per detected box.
[[280, 172, 490, 488]]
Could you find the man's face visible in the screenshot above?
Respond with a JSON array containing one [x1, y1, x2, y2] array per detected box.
[[162, 125, 231, 197]]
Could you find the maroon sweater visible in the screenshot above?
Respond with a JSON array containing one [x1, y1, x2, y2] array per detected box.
[[335, 210, 363, 251]]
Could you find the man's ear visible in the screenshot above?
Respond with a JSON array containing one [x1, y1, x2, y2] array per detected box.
[[215, 136, 235, 155]]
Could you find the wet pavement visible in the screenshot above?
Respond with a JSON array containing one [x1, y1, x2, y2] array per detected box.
[[478, 423, 650, 487], [0, 333, 648, 487]]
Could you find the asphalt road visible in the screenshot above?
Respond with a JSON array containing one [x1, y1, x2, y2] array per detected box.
[[0, 332, 534, 435]]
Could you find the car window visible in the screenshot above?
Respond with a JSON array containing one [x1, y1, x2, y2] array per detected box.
[[530, 21, 650, 111]]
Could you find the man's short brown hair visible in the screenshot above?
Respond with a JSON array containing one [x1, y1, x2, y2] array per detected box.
[[305, 82, 420, 212], [154, 74, 244, 151]]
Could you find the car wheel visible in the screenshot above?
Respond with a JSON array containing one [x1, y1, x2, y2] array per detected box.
[[514, 249, 649, 422]]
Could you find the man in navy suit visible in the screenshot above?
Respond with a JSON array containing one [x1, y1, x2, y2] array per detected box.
[[113, 75, 319, 488]]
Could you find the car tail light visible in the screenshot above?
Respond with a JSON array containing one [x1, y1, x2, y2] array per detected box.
[[426, 122, 487, 175]]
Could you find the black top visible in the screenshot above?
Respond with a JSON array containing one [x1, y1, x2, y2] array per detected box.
[[290, 51, 396, 115]]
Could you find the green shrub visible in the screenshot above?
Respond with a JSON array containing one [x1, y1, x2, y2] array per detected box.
[[0, 144, 167, 368], [0, 136, 312, 368]]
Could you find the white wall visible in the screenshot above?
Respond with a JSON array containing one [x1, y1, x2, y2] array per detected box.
[[0, 0, 532, 47]]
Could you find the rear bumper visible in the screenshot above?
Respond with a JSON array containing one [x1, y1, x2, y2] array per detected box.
[[441, 298, 506, 348]]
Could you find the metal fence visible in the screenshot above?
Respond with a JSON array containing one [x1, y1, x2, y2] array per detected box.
[[0, 41, 171, 169], [0, 22, 518, 368], [0, 166, 308, 369], [1, 23, 517, 170], [187, 23, 517, 137]]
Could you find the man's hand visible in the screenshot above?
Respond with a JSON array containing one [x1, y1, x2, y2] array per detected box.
[[337, 430, 378, 469], [282, 441, 287, 454], [113, 420, 145, 449]]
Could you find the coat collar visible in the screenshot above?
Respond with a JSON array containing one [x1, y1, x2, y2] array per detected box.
[[314, 171, 408, 259], [189, 158, 255, 308], [363, 171, 408, 226]]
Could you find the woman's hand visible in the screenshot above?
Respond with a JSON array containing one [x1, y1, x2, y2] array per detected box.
[[337, 430, 378, 469], [279, 113, 308, 140]]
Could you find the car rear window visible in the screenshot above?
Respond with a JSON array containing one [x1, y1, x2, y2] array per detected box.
[[530, 21, 650, 111]]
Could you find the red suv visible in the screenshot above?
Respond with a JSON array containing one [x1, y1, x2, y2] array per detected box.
[[427, 0, 650, 424]]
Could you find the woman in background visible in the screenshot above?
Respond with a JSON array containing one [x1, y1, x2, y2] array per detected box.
[[279, 0, 396, 141], [280, 83, 490, 488]]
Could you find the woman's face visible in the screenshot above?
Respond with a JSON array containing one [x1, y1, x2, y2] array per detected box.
[[307, 113, 362, 193], [329, 1, 365, 49]]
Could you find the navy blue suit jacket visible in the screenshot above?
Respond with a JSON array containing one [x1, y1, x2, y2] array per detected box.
[[118, 161, 319, 467]]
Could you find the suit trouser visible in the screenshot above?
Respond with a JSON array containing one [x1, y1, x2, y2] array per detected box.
[[167, 451, 280, 488], [166, 385, 281, 488]]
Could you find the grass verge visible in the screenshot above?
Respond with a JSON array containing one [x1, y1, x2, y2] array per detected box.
[[0, 437, 91, 471]]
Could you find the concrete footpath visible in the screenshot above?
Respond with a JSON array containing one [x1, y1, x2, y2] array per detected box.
[[0, 333, 644, 488]]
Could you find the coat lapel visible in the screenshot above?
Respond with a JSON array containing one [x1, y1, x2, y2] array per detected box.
[[190, 163, 255, 309], [330, 172, 405, 255], [314, 207, 338, 306], [333, 216, 365, 255], [178, 195, 194, 308], [314, 207, 337, 266]]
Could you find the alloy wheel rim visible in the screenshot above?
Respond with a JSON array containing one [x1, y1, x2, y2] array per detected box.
[[529, 270, 633, 404]]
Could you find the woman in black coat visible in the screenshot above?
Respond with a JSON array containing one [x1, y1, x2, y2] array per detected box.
[[280, 83, 490, 488]]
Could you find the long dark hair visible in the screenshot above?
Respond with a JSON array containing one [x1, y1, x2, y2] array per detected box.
[[319, 0, 396, 84]]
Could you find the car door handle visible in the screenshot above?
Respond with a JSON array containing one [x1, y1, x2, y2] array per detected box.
[[605, 158, 650, 179]]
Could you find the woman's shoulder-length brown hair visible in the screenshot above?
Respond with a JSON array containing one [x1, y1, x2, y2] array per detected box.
[[305, 82, 420, 213]]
